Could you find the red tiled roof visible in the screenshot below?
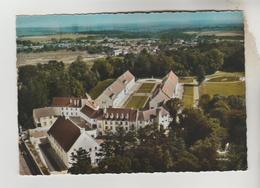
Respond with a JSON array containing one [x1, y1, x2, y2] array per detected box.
[[103, 107, 138, 122], [98, 70, 135, 100], [47, 117, 81, 152], [161, 71, 178, 98], [80, 105, 103, 119], [52, 97, 82, 107]]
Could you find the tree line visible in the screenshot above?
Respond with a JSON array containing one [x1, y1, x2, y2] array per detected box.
[[68, 96, 246, 174]]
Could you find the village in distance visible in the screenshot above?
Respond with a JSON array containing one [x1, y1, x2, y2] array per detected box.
[[17, 11, 246, 175]]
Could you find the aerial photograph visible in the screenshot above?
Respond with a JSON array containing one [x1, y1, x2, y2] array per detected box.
[[17, 11, 246, 175]]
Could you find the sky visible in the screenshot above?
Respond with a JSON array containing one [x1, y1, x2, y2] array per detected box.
[[16, 11, 244, 36]]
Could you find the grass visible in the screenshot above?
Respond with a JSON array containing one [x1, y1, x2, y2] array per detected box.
[[200, 81, 245, 97], [207, 76, 240, 82], [136, 83, 156, 93], [89, 79, 115, 99], [206, 71, 244, 79], [125, 96, 148, 109], [179, 77, 194, 84], [182, 86, 194, 108]]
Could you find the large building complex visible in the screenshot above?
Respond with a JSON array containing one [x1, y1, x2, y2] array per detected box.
[[30, 70, 182, 171]]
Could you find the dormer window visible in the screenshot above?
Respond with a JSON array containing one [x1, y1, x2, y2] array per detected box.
[[110, 113, 114, 119]]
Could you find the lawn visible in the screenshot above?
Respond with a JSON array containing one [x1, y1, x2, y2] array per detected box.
[[207, 76, 240, 82], [136, 83, 156, 93], [89, 79, 115, 99], [200, 81, 245, 97], [125, 96, 149, 109], [206, 71, 244, 79], [182, 86, 194, 108], [179, 77, 194, 84]]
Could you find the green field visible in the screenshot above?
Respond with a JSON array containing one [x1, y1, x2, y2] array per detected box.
[[207, 76, 240, 82], [136, 83, 156, 93], [200, 81, 245, 97], [89, 79, 115, 99], [125, 96, 148, 109], [179, 77, 194, 84], [206, 71, 244, 79], [182, 86, 194, 108]]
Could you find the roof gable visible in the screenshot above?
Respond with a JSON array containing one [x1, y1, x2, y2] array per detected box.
[[47, 117, 81, 152], [161, 71, 178, 98]]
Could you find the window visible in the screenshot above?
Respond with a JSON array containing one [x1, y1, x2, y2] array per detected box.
[[125, 127, 128, 131], [89, 148, 92, 152], [95, 147, 97, 150]]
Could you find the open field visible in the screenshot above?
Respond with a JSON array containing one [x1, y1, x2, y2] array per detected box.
[[136, 83, 156, 93], [125, 96, 149, 109], [182, 86, 194, 108], [89, 79, 115, 99], [184, 31, 243, 37], [17, 50, 105, 67], [200, 81, 245, 97], [207, 76, 240, 82], [206, 71, 244, 79], [19, 33, 96, 42]]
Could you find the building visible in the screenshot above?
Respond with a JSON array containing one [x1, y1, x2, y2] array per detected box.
[[137, 107, 171, 129], [47, 117, 100, 168], [33, 107, 61, 128], [98, 107, 138, 135], [80, 105, 171, 135], [149, 71, 180, 108], [52, 96, 97, 117], [95, 70, 135, 108]]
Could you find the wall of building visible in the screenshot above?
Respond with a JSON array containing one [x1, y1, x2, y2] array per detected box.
[[67, 131, 100, 165], [60, 107, 81, 117], [47, 134, 69, 167]]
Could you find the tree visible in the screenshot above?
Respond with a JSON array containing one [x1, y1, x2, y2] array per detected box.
[[204, 48, 224, 74], [195, 65, 205, 84], [179, 109, 212, 147], [92, 58, 114, 80], [68, 148, 92, 174], [199, 94, 211, 112], [172, 151, 200, 172], [191, 138, 218, 171], [164, 98, 183, 127]]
